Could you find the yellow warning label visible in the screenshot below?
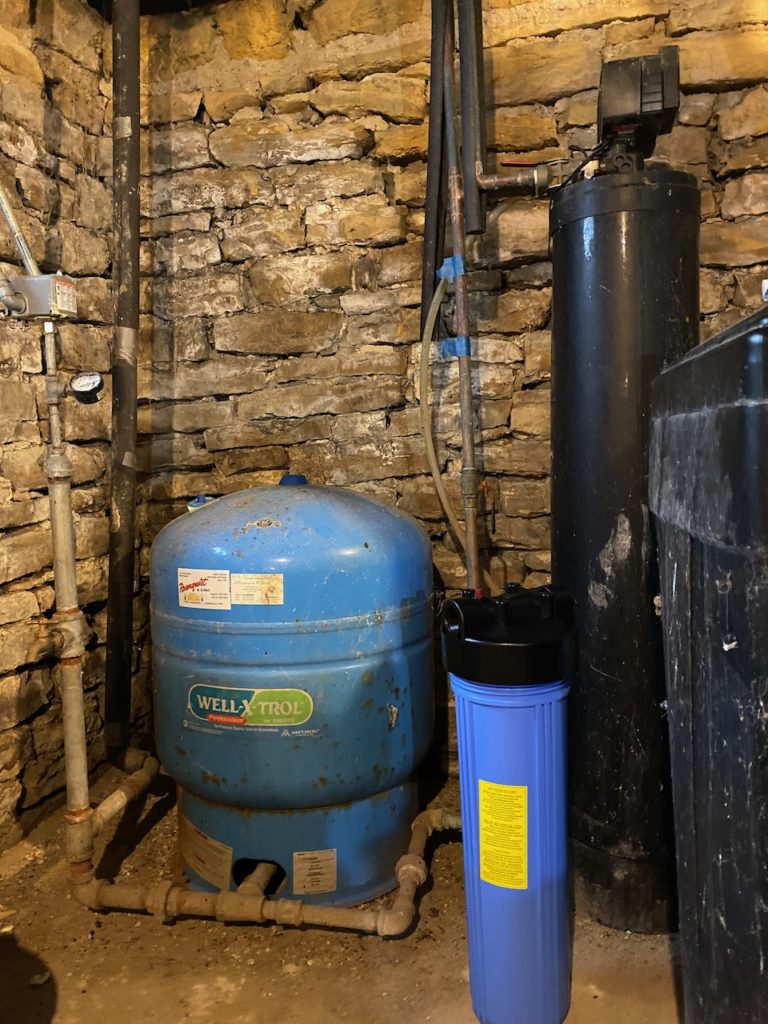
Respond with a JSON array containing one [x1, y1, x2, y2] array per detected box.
[[478, 780, 528, 890]]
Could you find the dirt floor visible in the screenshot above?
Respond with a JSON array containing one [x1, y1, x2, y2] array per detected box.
[[0, 770, 681, 1024]]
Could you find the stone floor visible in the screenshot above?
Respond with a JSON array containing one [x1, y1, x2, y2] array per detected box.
[[0, 769, 681, 1024]]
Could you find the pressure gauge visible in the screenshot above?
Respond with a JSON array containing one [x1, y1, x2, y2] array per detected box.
[[70, 371, 105, 404]]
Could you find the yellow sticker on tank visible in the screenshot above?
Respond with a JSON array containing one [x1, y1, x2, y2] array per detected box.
[[478, 780, 528, 890]]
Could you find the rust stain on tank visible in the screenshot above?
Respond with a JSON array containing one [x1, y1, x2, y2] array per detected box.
[[362, 670, 374, 686]]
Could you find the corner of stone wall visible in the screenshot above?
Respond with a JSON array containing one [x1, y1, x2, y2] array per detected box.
[[0, 0, 114, 849]]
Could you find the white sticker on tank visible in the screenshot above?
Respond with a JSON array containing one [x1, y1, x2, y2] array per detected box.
[[178, 568, 231, 610], [293, 848, 337, 895], [179, 815, 233, 890], [231, 572, 284, 606]]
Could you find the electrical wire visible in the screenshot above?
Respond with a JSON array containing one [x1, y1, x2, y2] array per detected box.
[[552, 138, 612, 194]]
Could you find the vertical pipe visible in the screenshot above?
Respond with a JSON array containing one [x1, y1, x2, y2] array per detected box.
[[106, 0, 141, 763], [456, 0, 487, 235], [60, 661, 91, 814], [443, 13, 482, 594], [420, 0, 449, 338], [44, 325, 80, 614], [42, 322, 93, 860]]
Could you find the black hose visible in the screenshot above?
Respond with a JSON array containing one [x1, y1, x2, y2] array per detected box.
[[105, 0, 141, 765], [420, 0, 449, 337]]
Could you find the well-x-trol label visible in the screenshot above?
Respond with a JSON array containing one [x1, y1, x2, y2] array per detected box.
[[187, 684, 314, 731]]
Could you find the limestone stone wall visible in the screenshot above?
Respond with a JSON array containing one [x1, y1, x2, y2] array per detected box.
[[3, 0, 768, 846], [135, 0, 768, 778], [0, 0, 113, 847]]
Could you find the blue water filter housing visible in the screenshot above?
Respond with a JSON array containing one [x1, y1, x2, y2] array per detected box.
[[442, 587, 576, 1024], [150, 476, 434, 905]]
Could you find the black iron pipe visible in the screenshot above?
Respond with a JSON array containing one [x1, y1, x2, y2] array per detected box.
[[105, 0, 141, 764], [420, 0, 449, 337], [456, 0, 487, 234]]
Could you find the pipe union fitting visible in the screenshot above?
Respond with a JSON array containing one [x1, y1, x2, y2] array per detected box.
[[45, 376, 65, 406], [395, 853, 428, 886], [460, 468, 480, 497], [145, 881, 175, 921], [44, 449, 74, 480], [272, 899, 305, 927], [65, 813, 95, 866]]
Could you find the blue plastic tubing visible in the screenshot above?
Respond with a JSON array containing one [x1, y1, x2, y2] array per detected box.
[[450, 673, 571, 1024]]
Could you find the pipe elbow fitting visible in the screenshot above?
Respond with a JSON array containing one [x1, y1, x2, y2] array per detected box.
[[412, 808, 448, 834], [69, 874, 102, 910], [431, 809, 462, 832], [395, 853, 428, 887], [122, 747, 155, 774], [376, 902, 414, 938]]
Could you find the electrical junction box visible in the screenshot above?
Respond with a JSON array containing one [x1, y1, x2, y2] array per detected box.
[[7, 273, 78, 318]]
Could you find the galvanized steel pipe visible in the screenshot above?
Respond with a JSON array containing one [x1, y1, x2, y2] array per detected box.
[[0, 180, 40, 276], [71, 809, 461, 938], [37, 320, 96, 866], [92, 755, 161, 835]]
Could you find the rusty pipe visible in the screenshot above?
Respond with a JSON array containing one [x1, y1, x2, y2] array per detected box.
[[237, 861, 279, 897], [377, 808, 461, 936], [92, 755, 161, 835], [70, 808, 461, 938]]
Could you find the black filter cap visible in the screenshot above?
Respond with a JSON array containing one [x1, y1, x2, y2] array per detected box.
[[440, 584, 577, 687]]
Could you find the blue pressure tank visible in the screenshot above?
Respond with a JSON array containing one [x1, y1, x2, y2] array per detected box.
[[150, 476, 434, 906]]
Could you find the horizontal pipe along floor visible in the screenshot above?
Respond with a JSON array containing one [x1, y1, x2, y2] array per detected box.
[[0, 770, 680, 1024]]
